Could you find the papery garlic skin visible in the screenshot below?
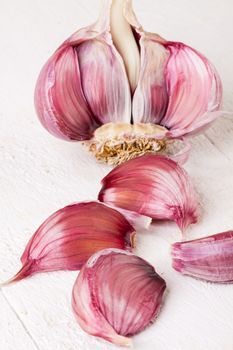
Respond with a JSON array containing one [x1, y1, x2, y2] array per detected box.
[[35, 0, 222, 164], [72, 248, 166, 346], [1, 202, 135, 285], [172, 231, 233, 283], [98, 154, 198, 231]]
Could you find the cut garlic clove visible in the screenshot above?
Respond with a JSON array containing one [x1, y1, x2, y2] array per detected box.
[[1, 202, 135, 285], [98, 154, 198, 231], [72, 248, 166, 346], [172, 231, 233, 283]]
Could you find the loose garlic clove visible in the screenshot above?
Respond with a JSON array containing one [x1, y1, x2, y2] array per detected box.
[[35, 0, 222, 164], [98, 154, 199, 232], [1, 202, 135, 286], [72, 248, 166, 346], [172, 231, 233, 283]]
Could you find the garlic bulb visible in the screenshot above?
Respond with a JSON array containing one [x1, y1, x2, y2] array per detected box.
[[72, 248, 166, 346], [1, 202, 135, 285], [98, 154, 199, 231], [35, 0, 222, 165], [172, 231, 233, 283]]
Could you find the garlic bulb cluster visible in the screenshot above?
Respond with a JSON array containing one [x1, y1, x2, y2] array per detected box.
[[72, 248, 166, 346], [35, 0, 222, 164]]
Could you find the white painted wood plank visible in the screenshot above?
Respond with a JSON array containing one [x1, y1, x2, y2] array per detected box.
[[0, 291, 39, 350], [204, 117, 233, 162], [0, 1, 233, 349]]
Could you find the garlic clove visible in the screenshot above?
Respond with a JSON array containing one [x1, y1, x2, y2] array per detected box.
[[72, 248, 166, 346], [34, 0, 133, 142], [131, 22, 222, 136], [98, 154, 198, 231], [133, 38, 169, 124], [1, 202, 135, 285], [161, 43, 222, 137], [35, 42, 100, 141], [172, 231, 233, 283], [77, 38, 131, 125]]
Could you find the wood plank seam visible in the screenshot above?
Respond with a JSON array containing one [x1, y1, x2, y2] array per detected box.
[[1, 290, 41, 350], [204, 134, 231, 162]]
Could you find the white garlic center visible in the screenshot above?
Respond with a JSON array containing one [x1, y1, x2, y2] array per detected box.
[[110, 0, 140, 92]]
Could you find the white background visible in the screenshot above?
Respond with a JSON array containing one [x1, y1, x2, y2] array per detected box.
[[0, 1, 233, 349]]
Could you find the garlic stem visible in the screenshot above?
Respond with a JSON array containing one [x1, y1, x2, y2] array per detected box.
[[110, 0, 140, 92]]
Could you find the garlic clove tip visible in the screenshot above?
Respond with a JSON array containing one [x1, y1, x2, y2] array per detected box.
[[109, 334, 133, 348], [0, 261, 34, 287]]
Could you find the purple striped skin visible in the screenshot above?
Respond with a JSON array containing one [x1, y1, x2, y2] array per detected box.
[[72, 248, 166, 346], [34, 0, 222, 143], [2, 202, 135, 285], [98, 154, 199, 232], [172, 231, 233, 283]]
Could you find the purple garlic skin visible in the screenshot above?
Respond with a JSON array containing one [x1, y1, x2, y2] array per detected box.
[[34, 0, 222, 164], [35, 0, 222, 141], [98, 154, 199, 232], [172, 231, 233, 283], [1, 202, 135, 285], [72, 248, 166, 346]]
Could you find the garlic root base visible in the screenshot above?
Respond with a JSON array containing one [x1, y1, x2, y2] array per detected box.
[[86, 122, 167, 165]]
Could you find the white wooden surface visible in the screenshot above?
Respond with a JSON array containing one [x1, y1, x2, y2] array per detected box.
[[0, 1, 233, 349]]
